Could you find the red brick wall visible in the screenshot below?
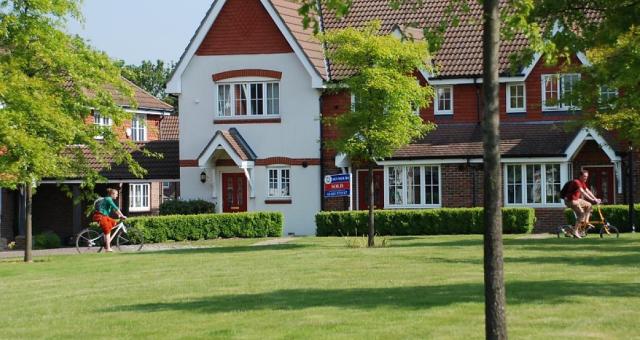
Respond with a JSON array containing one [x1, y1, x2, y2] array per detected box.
[[90, 113, 162, 142], [534, 208, 567, 233], [321, 91, 351, 211], [441, 164, 484, 207], [196, 0, 293, 56]]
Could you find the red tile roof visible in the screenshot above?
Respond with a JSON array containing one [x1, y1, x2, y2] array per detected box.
[[391, 121, 619, 159], [109, 78, 174, 112], [318, 0, 530, 80], [160, 115, 179, 140]]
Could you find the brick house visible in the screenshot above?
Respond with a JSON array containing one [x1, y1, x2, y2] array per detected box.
[[0, 81, 179, 245], [168, 0, 633, 235]]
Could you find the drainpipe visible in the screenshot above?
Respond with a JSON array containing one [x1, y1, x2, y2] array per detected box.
[[319, 95, 325, 211], [474, 78, 481, 124]]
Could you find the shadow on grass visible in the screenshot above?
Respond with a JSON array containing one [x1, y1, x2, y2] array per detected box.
[[131, 243, 310, 256], [506, 253, 640, 267], [105, 280, 640, 314]]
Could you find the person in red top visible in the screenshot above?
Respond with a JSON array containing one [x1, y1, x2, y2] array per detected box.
[[564, 170, 601, 238]]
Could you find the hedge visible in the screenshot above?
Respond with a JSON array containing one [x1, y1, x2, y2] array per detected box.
[[159, 199, 215, 215], [564, 204, 639, 233], [128, 212, 283, 243], [315, 208, 535, 236]]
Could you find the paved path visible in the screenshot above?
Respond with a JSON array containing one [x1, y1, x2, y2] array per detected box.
[[0, 237, 297, 259]]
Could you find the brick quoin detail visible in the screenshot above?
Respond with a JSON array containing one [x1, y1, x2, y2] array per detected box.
[[180, 160, 199, 167], [196, 0, 293, 56], [255, 158, 320, 166], [212, 69, 282, 81]]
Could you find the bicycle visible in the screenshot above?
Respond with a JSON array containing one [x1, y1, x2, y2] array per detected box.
[[557, 204, 619, 239], [75, 220, 144, 253]]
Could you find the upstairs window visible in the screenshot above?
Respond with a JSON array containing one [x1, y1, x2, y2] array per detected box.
[[599, 85, 618, 108], [434, 86, 453, 115], [541, 73, 581, 111], [506, 83, 526, 113], [94, 112, 112, 127], [217, 82, 279, 117], [131, 114, 147, 142]]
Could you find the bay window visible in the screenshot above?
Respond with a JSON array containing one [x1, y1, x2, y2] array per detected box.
[[217, 81, 279, 117], [505, 164, 562, 205], [387, 165, 440, 207]]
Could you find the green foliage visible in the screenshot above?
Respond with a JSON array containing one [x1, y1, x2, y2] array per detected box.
[[316, 208, 535, 236], [159, 199, 215, 216], [127, 212, 283, 243], [564, 204, 639, 233], [33, 231, 62, 250], [320, 21, 435, 162], [0, 0, 143, 189], [120, 59, 176, 108]]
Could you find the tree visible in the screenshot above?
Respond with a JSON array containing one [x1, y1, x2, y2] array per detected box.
[[481, 0, 508, 338], [0, 0, 143, 262], [299, 0, 508, 337], [320, 21, 435, 247], [120, 59, 176, 108]]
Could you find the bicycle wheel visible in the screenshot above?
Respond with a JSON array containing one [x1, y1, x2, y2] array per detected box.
[[116, 227, 144, 251], [75, 228, 103, 254], [600, 223, 620, 238]]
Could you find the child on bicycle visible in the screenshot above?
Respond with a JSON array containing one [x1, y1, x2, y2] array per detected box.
[[563, 170, 601, 238], [92, 188, 127, 252]]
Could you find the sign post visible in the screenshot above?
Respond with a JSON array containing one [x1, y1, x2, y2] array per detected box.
[[324, 174, 353, 210]]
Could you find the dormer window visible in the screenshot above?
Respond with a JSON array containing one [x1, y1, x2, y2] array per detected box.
[[506, 83, 526, 113], [541, 73, 580, 111], [434, 86, 453, 115], [217, 82, 279, 117]]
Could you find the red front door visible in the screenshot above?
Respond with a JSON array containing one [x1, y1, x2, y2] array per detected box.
[[583, 166, 615, 204], [358, 170, 384, 210], [222, 173, 247, 213]]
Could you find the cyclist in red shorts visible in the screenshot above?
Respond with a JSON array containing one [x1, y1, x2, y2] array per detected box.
[[92, 188, 127, 252]]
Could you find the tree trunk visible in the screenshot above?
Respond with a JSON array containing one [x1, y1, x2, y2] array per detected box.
[[367, 163, 375, 247], [482, 0, 507, 339], [24, 184, 33, 263]]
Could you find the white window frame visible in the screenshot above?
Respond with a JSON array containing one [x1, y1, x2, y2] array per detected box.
[[216, 81, 280, 117], [599, 85, 618, 108], [503, 163, 565, 207], [129, 183, 150, 212], [434, 86, 453, 115], [506, 82, 526, 113], [541, 73, 581, 111], [267, 166, 291, 198], [385, 165, 441, 208], [94, 111, 112, 127], [131, 114, 147, 142]]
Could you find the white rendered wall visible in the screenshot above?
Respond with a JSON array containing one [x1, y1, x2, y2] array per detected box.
[[178, 53, 322, 235]]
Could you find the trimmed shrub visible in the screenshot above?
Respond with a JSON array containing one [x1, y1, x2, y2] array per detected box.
[[33, 231, 62, 249], [315, 207, 535, 236], [128, 212, 283, 243], [564, 204, 639, 232], [159, 199, 215, 215]]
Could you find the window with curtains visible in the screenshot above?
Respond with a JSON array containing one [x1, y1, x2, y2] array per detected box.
[[505, 164, 562, 205], [541, 74, 581, 111], [129, 183, 150, 212], [434, 86, 453, 115], [387, 165, 440, 207], [217, 82, 279, 117], [268, 167, 290, 198], [131, 114, 147, 141]]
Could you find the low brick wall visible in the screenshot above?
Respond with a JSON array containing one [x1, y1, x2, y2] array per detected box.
[[534, 208, 567, 233]]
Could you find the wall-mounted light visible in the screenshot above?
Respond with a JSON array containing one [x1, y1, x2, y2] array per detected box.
[[200, 171, 207, 183]]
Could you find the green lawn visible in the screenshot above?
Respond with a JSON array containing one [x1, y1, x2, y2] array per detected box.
[[1, 235, 639, 339]]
